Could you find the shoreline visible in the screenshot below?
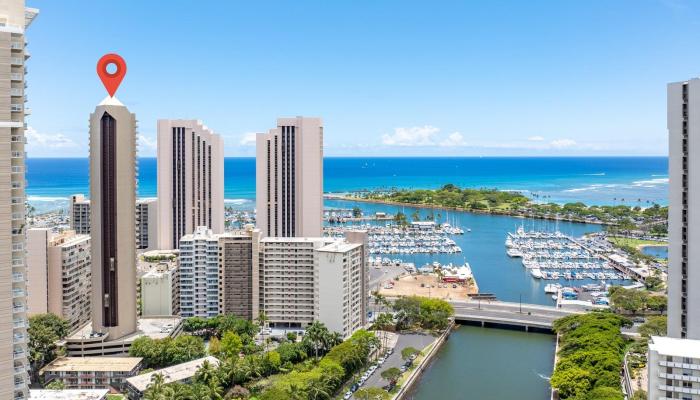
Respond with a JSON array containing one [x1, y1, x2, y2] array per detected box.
[[325, 194, 608, 225]]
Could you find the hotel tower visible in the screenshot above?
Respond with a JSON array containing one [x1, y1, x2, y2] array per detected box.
[[0, 2, 37, 398], [255, 117, 323, 238], [89, 97, 138, 340], [668, 78, 700, 340], [157, 119, 224, 250]]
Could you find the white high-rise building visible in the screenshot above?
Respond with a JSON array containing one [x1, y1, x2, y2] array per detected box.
[[259, 233, 368, 337], [26, 229, 92, 332], [0, 2, 38, 398], [89, 96, 138, 340], [668, 78, 700, 339], [648, 336, 700, 399], [178, 227, 221, 318], [157, 120, 224, 250], [141, 263, 177, 317], [255, 117, 323, 238]]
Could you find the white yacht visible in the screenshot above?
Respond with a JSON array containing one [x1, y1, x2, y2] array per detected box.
[[530, 268, 544, 279]]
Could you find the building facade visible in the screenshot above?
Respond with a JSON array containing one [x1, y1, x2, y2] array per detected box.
[[89, 97, 138, 340], [26, 229, 91, 332], [178, 227, 220, 318], [140, 263, 177, 317], [648, 336, 700, 399], [136, 198, 157, 251], [218, 227, 261, 320], [255, 117, 323, 238], [40, 357, 143, 392], [157, 119, 224, 250], [69, 194, 90, 235], [668, 78, 700, 339], [0, 2, 38, 398]]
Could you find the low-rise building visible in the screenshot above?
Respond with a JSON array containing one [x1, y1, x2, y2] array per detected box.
[[26, 229, 92, 332], [648, 336, 700, 399], [40, 357, 143, 392], [124, 356, 220, 399], [29, 389, 109, 400]]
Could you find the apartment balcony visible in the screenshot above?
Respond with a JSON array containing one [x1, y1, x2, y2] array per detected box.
[[11, 136, 26, 143], [10, 42, 22, 50], [10, 88, 23, 97], [12, 303, 25, 313], [10, 73, 22, 81], [12, 350, 25, 360], [12, 289, 25, 300], [10, 104, 22, 112], [10, 57, 23, 66], [24, 107, 31, 115]]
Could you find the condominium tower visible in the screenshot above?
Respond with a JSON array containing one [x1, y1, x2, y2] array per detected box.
[[256, 117, 323, 238], [69, 194, 90, 234], [668, 78, 700, 339], [26, 229, 92, 332], [89, 96, 138, 340], [157, 119, 224, 250], [178, 226, 261, 319], [0, 2, 38, 398]]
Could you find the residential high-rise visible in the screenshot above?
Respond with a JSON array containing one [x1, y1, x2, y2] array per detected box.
[[219, 226, 261, 320], [89, 96, 138, 340], [141, 263, 177, 317], [668, 78, 700, 339], [178, 227, 220, 318], [258, 234, 367, 336], [69, 194, 91, 235], [136, 198, 158, 251], [0, 2, 38, 398], [26, 229, 92, 332], [69, 195, 158, 250], [255, 117, 323, 238], [648, 336, 700, 399], [178, 226, 261, 319], [157, 120, 224, 250]]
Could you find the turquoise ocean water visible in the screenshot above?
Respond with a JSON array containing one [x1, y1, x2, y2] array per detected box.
[[26, 156, 668, 211]]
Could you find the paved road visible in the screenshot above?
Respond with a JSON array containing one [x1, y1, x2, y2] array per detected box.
[[353, 333, 436, 398], [368, 264, 407, 290]]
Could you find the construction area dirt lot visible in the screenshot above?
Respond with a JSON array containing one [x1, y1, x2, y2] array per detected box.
[[378, 274, 478, 301]]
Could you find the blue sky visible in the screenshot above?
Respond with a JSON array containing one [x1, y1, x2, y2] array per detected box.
[[24, 0, 700, 157]]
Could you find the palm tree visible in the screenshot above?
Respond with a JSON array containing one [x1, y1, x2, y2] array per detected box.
[[144, 373, 167, 400], [256, 311, 269, 350], [194, 360, 217, 386], [305, 321, 329, 360]]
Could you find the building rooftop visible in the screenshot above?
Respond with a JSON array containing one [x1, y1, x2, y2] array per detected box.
[[261, 236, 331, 243], [40, 357, 142, 373], [317, 241, 361, 253], [67, 317, 182, 342], [30, 390, 108, 400], [126, 356, 220, 393], [650, 336, 700, 359]]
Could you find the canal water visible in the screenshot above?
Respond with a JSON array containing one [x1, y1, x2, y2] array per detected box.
[[326, 198, 604, 305], [405, 325, 556, 400]]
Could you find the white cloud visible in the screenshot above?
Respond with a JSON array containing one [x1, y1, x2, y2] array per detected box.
[[549, 138, 577, 149], [239, 132, 257, 146], [381, 125, 440, 146], [528, 135, 545, 142], [25, 126, 77, 149], [440, 132, 467, 147], [139, 135, 157, 150]]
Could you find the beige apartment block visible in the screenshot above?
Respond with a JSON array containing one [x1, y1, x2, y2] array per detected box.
[[69, 194, 90, 235], [40, 357, 143, 392], [259, 233, 368, 336], [0, 2, 38, 398], [157, 119, 224, 250], [89, 97, 138, 341], [218, 226, 262, 320], [26, 229, 91, 332], [256, 117, 323, 238], [136, 198, 157, 251], [140, 263, 177, 317]]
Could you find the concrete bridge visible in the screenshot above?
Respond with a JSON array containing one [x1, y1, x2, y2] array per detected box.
[[450, 300, 580, 333]]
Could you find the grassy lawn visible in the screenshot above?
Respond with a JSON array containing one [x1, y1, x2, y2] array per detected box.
[[106, 395, 126, 400], [609, 236, 666, 249]]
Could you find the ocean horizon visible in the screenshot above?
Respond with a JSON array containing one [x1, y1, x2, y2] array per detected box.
[[25, 156, 669, 212]]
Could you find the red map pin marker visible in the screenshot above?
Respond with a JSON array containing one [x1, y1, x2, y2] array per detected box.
[[96, 53, 127, 97]]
